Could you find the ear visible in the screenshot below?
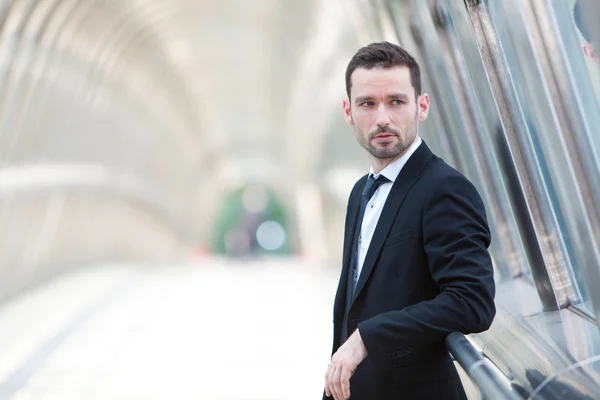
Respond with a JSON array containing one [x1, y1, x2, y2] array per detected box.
[[343, 99, 354, 126], [583, 43, 600, 64], [417, 93, 430, 122]]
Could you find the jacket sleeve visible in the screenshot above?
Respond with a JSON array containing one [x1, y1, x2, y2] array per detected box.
[[357, 173, 496, 372]]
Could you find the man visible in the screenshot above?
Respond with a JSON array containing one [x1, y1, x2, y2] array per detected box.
[[323, 42, 496, 400], [574, 0, 599, 64]]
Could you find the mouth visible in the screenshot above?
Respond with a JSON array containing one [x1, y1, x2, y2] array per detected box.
[[372, 133, 396, 143]]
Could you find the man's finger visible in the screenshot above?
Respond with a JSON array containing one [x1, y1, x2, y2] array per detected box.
[[341, 367, 352, 399], [327, 364, 336, 400], [327, 364, 338, 399], [332, 364, 343, 400]]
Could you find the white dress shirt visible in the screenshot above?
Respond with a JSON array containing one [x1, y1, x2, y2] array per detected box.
[[355, 137, 422, 289]]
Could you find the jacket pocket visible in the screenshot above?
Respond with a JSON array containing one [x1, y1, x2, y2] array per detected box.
[[383, 229, 420, 248]]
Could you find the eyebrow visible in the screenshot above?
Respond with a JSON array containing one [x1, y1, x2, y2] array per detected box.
[[354, 93, 410, 104], [389, 93, 410, 101]]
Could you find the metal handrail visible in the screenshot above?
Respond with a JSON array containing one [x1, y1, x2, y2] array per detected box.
[[446, 332, 522, 400]]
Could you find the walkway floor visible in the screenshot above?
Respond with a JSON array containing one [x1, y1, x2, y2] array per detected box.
[[0, 259, 339, 399]]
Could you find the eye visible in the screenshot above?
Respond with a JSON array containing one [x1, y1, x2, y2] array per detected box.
[[360, 101, 375, 107], [391, 100, 404, 106]]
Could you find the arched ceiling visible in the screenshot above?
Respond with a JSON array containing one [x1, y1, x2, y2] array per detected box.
[[141, 0, 387, 187]]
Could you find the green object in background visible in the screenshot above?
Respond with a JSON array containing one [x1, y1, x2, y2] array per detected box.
[[211, 184, 292, 256]]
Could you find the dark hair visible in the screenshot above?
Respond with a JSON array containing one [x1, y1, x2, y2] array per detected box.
[[573, 0, 592, 43], [345, 41, 421, 100]]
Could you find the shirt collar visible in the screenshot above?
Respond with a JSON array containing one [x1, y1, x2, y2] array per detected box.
[[369, 136, 422, 183]]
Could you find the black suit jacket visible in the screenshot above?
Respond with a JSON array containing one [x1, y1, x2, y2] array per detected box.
[[325, 142, 496, 400]]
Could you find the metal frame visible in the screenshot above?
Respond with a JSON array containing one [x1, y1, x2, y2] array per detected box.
[[446, 332, 522, 400]]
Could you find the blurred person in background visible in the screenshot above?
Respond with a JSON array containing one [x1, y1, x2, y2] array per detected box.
[[323, 42, 496, 400], [574, 0, 599, 64]]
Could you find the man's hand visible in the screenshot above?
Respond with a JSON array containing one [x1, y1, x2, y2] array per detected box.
[[324, 329, 368, 400]]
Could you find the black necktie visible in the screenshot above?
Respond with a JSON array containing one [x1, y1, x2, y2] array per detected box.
[[351, 174, 390, 290]]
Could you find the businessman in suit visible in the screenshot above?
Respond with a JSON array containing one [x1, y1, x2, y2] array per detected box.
[[323, 42, 496, 400]]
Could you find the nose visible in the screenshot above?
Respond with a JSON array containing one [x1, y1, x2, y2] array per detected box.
[[375, 104, 391, 127]]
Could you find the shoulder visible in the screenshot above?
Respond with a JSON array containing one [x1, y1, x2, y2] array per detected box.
[[423, 156, 482, 200]]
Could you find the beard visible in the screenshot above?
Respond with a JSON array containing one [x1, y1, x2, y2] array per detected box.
[[355, 114, 419, 160]]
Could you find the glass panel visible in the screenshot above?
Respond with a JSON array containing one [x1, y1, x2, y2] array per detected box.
[[544, 0, 600, 317], [482, 0, 600, 316], [454, 0, 579, 311]]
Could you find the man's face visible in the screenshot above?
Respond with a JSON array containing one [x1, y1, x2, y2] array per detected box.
[[343, 66, 430, 162]]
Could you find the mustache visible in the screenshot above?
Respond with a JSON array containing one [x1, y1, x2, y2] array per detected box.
[[369, 126, 401, 139]]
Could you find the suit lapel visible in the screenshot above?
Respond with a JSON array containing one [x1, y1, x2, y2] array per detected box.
[[349, 142, 434, 308]]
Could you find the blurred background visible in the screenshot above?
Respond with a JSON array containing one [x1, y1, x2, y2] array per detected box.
[[0, 0, 599, 399]]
